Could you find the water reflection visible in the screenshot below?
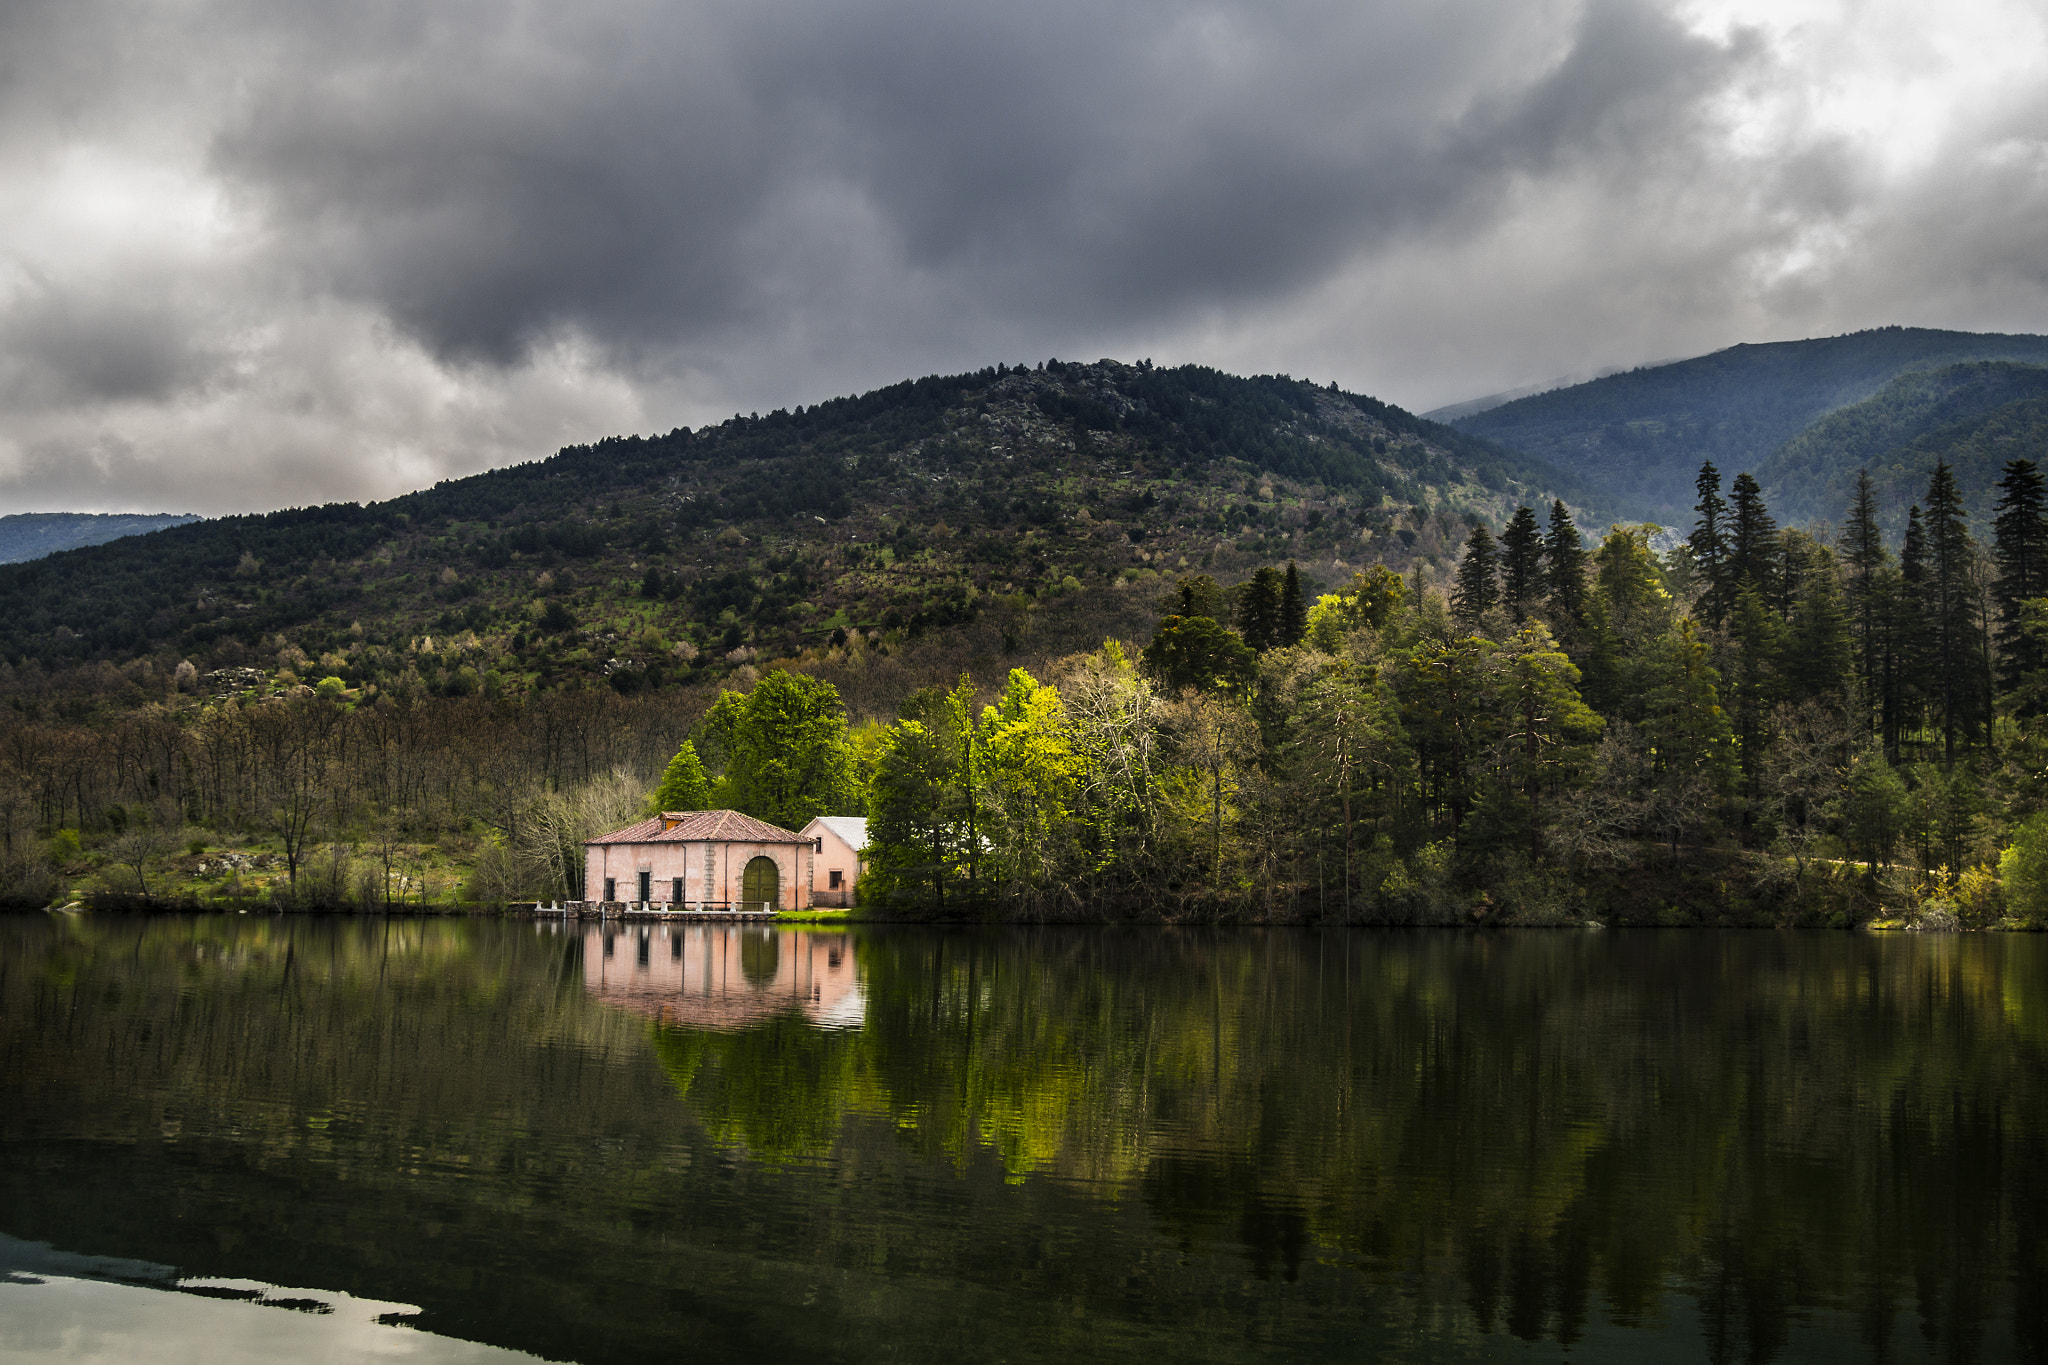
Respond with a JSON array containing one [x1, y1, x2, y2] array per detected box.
[[583, 923, 861, 1030], [3, 916, 2045, 1364]]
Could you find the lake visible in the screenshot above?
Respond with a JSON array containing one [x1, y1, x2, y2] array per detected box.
[[2, 915, 2044, 1363]]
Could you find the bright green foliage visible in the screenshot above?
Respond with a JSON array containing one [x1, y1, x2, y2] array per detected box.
[[863, 721, 961, 912], [1998, 814, 2048, 924], [1141, 615, 1256, 695], [976, 669, 1083, 897], [706, 670, 855, 829], [652, 740, 712, 812], [1306, 566, 1406, 651]]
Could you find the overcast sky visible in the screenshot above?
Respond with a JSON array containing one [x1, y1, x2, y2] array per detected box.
[[3, 0, 2045, 513]]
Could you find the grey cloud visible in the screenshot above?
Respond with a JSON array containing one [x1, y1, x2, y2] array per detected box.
[[0, 0, 2041, 512], [210, 0, 1761, 365]]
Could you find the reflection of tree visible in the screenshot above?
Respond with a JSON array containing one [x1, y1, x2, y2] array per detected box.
[[9, 918, 2048, 1363]]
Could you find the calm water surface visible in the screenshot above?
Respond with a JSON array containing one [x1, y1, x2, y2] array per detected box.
[[2, 915, 2045, 1363]]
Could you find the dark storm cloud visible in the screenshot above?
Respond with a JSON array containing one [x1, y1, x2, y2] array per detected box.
[[0, 0, 2042, 511], [208, 0, 1749, 363]]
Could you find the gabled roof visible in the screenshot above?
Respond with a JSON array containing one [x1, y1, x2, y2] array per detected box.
[[586, 809, 809, 846], [804, 816, 869, 852]]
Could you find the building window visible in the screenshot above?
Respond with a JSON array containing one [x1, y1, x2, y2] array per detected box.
[[603, 877, 616, 902], [671, 876, 684, 904], [638, 870, 652, 904], [829, 869, 843, 890]]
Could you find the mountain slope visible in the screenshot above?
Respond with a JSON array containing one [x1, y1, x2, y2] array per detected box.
[[0, 359, 1595, 697], [1753, 362, 2048, 530], [0, 512, 200, 563], [1449, 327, 2048, 523]]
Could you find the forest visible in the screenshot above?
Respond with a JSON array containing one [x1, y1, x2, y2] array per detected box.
[[10, 450, 2048, 927]]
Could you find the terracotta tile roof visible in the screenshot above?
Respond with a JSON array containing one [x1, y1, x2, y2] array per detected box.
[[585, 809, 810, 846]]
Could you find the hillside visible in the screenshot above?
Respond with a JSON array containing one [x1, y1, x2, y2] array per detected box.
[[0, 512, 200, 563], [1449, 326, 2048, 523], [1753, 362, 2048, 530], [0, 359, 1595, 709]]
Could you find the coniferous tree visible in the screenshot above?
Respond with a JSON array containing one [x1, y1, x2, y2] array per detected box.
[[1689, 463, 1731, 624], [1236, 566, 1285, 650], [1279, 561, 1308, 648], [1783, 549, 1853, 704], [1499, 506, 1544, 621], [1840, 470, 1886, 720], [1544, 500, 1588, 630], [1923, 463, 1985, 765], [1992, 458, 2048, 689], [1727, 473, 1781, 604], [1451, 525, 1499, 627], [1728, 584, 1783, 810], [1893, 505, 1932, 755]]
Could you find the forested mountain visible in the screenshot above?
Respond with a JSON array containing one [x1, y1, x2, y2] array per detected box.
[[1753, 362, 2048, 531], [0, 512, 199, 563], [0, 359, 1593, 698], [1451, 327, 2048, 523]]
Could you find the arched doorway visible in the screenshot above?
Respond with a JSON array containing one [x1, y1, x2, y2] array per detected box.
[[740, 855, 780, 910]]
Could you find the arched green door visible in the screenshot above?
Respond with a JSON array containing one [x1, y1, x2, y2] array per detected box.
[[741, 855, 779, 910]]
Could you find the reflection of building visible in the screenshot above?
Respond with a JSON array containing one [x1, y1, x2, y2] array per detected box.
[[800, 817, 867, 907], [582, 923, 862, 1030], [584, 810, 812, 909]]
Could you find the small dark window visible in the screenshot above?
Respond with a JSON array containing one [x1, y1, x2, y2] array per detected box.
[[603, 877, 616, 902], [638, 870, 652, 904], [829, 869, 843, 889], [671, 877, 684, 904]]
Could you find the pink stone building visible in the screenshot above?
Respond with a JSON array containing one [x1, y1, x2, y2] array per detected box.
[[798, 816, 867, 907], [583, 809, 813, 909]]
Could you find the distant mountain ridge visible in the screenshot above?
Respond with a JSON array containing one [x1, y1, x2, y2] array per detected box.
[[1753, 362, 2048, 532], [0, 512, 200, 564], [0, 359, 1596, 688], [1448, 327, 2048, 524]]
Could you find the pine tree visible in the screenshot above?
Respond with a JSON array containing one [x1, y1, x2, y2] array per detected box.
[[1728, 584, 1783, 808], [1544, 500, 1588, 630], [1689, 463, 1731, 624], [1235, 566, 1285, 651], [1840, 470, 1886, 721], [1992, 458, 2048, 688], [1451, 525, 1499, 627], [1499, 506, 1544, 620], [1893, 506, 1932, 756], [1279, 560, 1308, 647], [1923, 463, 1985, 765], [1783, 550, 1853, 704], [1727, 472, 1780, 604]]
